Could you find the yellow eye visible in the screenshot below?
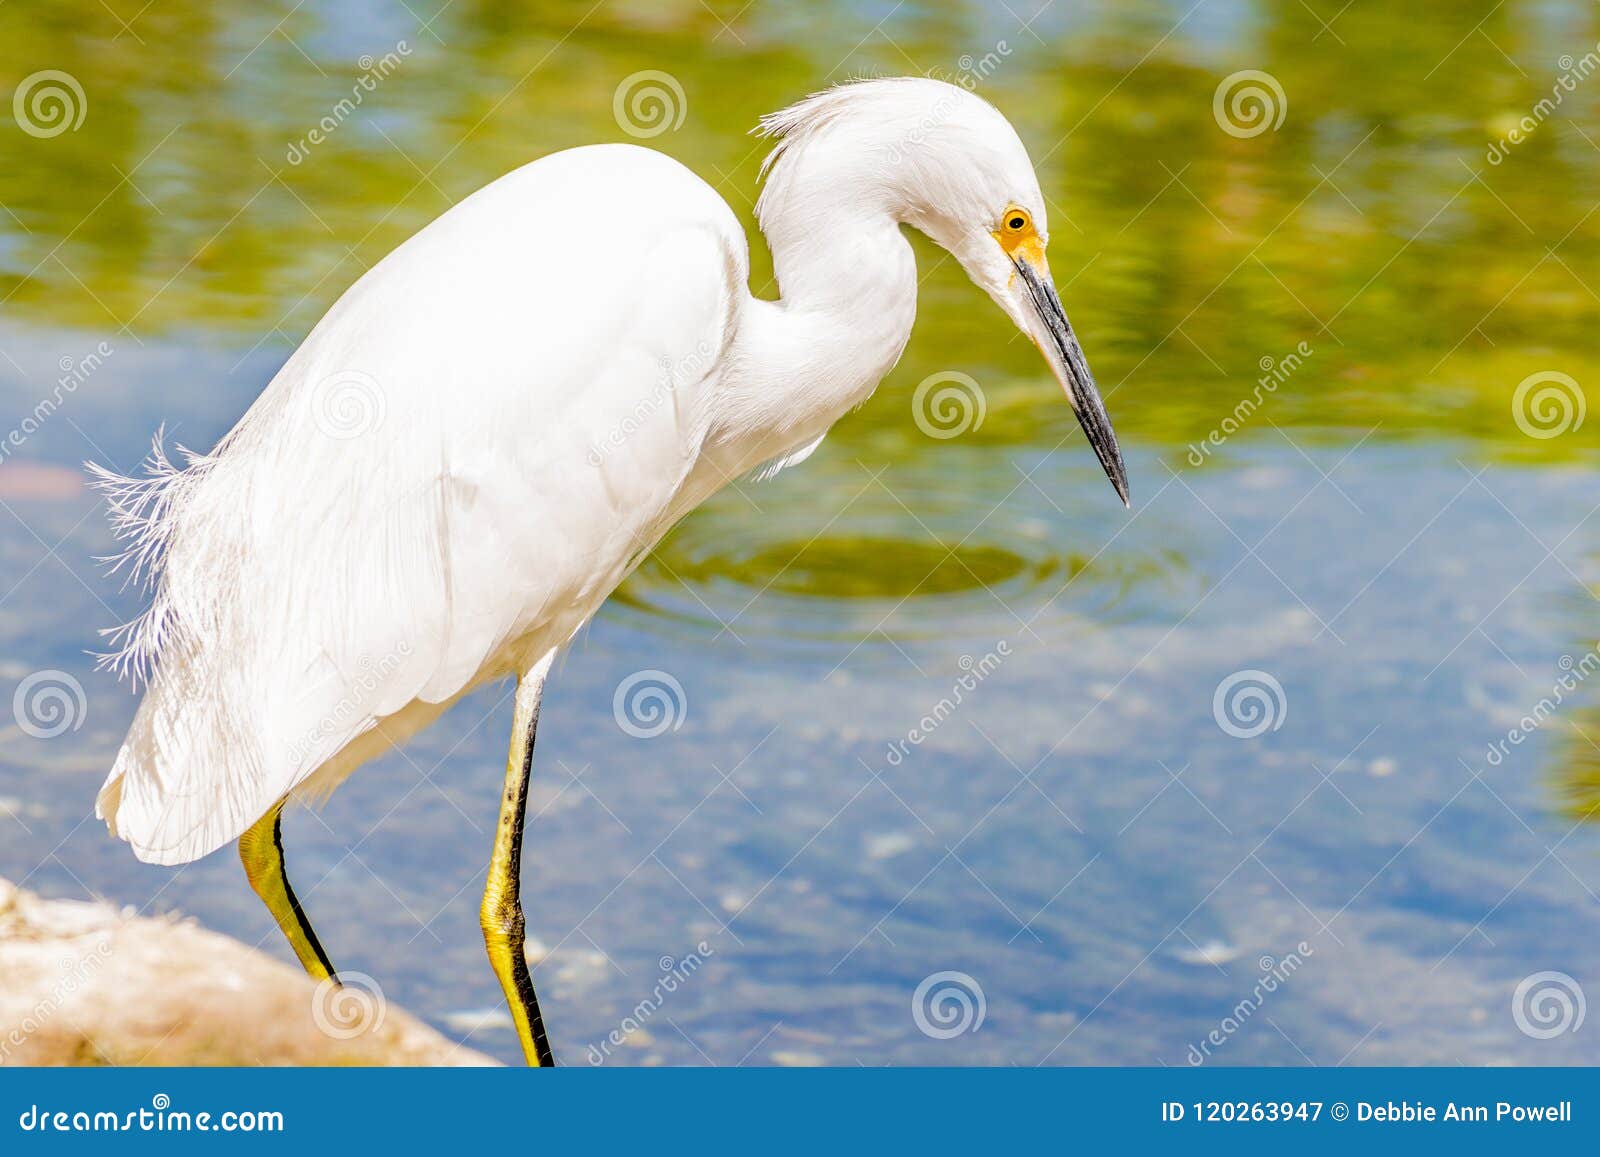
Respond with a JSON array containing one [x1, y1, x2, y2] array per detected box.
[[993, 206, 1047, 271]]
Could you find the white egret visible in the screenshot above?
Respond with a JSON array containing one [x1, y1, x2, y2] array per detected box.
[[91, 77, 1129, 1066]]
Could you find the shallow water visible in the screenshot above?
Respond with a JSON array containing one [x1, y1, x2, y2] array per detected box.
[[1, 0, 1598, 1066]]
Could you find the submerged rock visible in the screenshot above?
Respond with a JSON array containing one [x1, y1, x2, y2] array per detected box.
[[0, 879, 494, 1066]]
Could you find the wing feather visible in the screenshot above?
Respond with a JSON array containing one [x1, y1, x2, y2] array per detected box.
[[97, 145, 746, 863]]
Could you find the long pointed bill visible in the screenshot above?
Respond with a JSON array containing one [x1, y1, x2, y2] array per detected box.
[[1013, 257, 1130, 507]]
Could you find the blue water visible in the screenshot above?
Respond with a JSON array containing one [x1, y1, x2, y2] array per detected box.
[[3, 0, 1600, 1068], [3, 324, 1597, 1066]]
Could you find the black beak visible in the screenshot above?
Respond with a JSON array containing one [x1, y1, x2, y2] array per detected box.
[[1013, 258, 1130, 507]]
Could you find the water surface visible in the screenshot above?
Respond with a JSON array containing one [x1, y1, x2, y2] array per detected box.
[[1, 0, 1597, 1066]]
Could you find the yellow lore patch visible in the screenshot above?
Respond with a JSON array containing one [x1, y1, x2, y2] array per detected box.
[[993, 205, 1048, 274]]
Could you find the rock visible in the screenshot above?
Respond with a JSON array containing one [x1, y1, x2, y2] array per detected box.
[[0, 463, 83, 501], [0, 879, 495, 1066]]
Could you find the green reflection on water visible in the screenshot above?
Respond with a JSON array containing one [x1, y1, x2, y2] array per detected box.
[[2, 0, 1597, 459], [641, 535, 1048, 600], [1555, 634, 1600, 824], [1557, 735, 1600, 823], [3, 1, 1598, 792]]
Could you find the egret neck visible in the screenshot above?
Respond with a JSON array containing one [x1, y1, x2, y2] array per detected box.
[[707, 149, 920, 480]]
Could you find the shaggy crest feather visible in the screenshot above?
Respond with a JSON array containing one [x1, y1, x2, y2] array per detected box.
[[750, 76, 1032, 270], [753, 76, 936, 164], [753, 77, 934, 220]]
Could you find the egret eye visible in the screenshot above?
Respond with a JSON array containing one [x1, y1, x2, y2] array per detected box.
[[1003, 209, 1030, 233]]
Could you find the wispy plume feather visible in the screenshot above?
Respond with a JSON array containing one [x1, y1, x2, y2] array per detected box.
[[86, 428, 215, 685]]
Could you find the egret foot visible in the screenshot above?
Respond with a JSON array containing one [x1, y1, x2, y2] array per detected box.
[[239, 800, 338, 982]]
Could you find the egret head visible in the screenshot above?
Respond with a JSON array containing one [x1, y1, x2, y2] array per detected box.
[[759, 78, 1130, 505]]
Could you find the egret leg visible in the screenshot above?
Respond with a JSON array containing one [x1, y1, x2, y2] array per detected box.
[[238, 801, 338, 982], [481, 661, 556, 1067]]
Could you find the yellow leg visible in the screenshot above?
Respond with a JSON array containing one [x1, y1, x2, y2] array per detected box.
[[481, 661, 556, 1067], [239, 801, 338, 983]]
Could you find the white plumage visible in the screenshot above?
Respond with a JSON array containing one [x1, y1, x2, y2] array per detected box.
[[94, 77, 1128, 867]]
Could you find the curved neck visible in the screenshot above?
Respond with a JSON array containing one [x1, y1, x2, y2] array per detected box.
[[706, 162, 918, 477]]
